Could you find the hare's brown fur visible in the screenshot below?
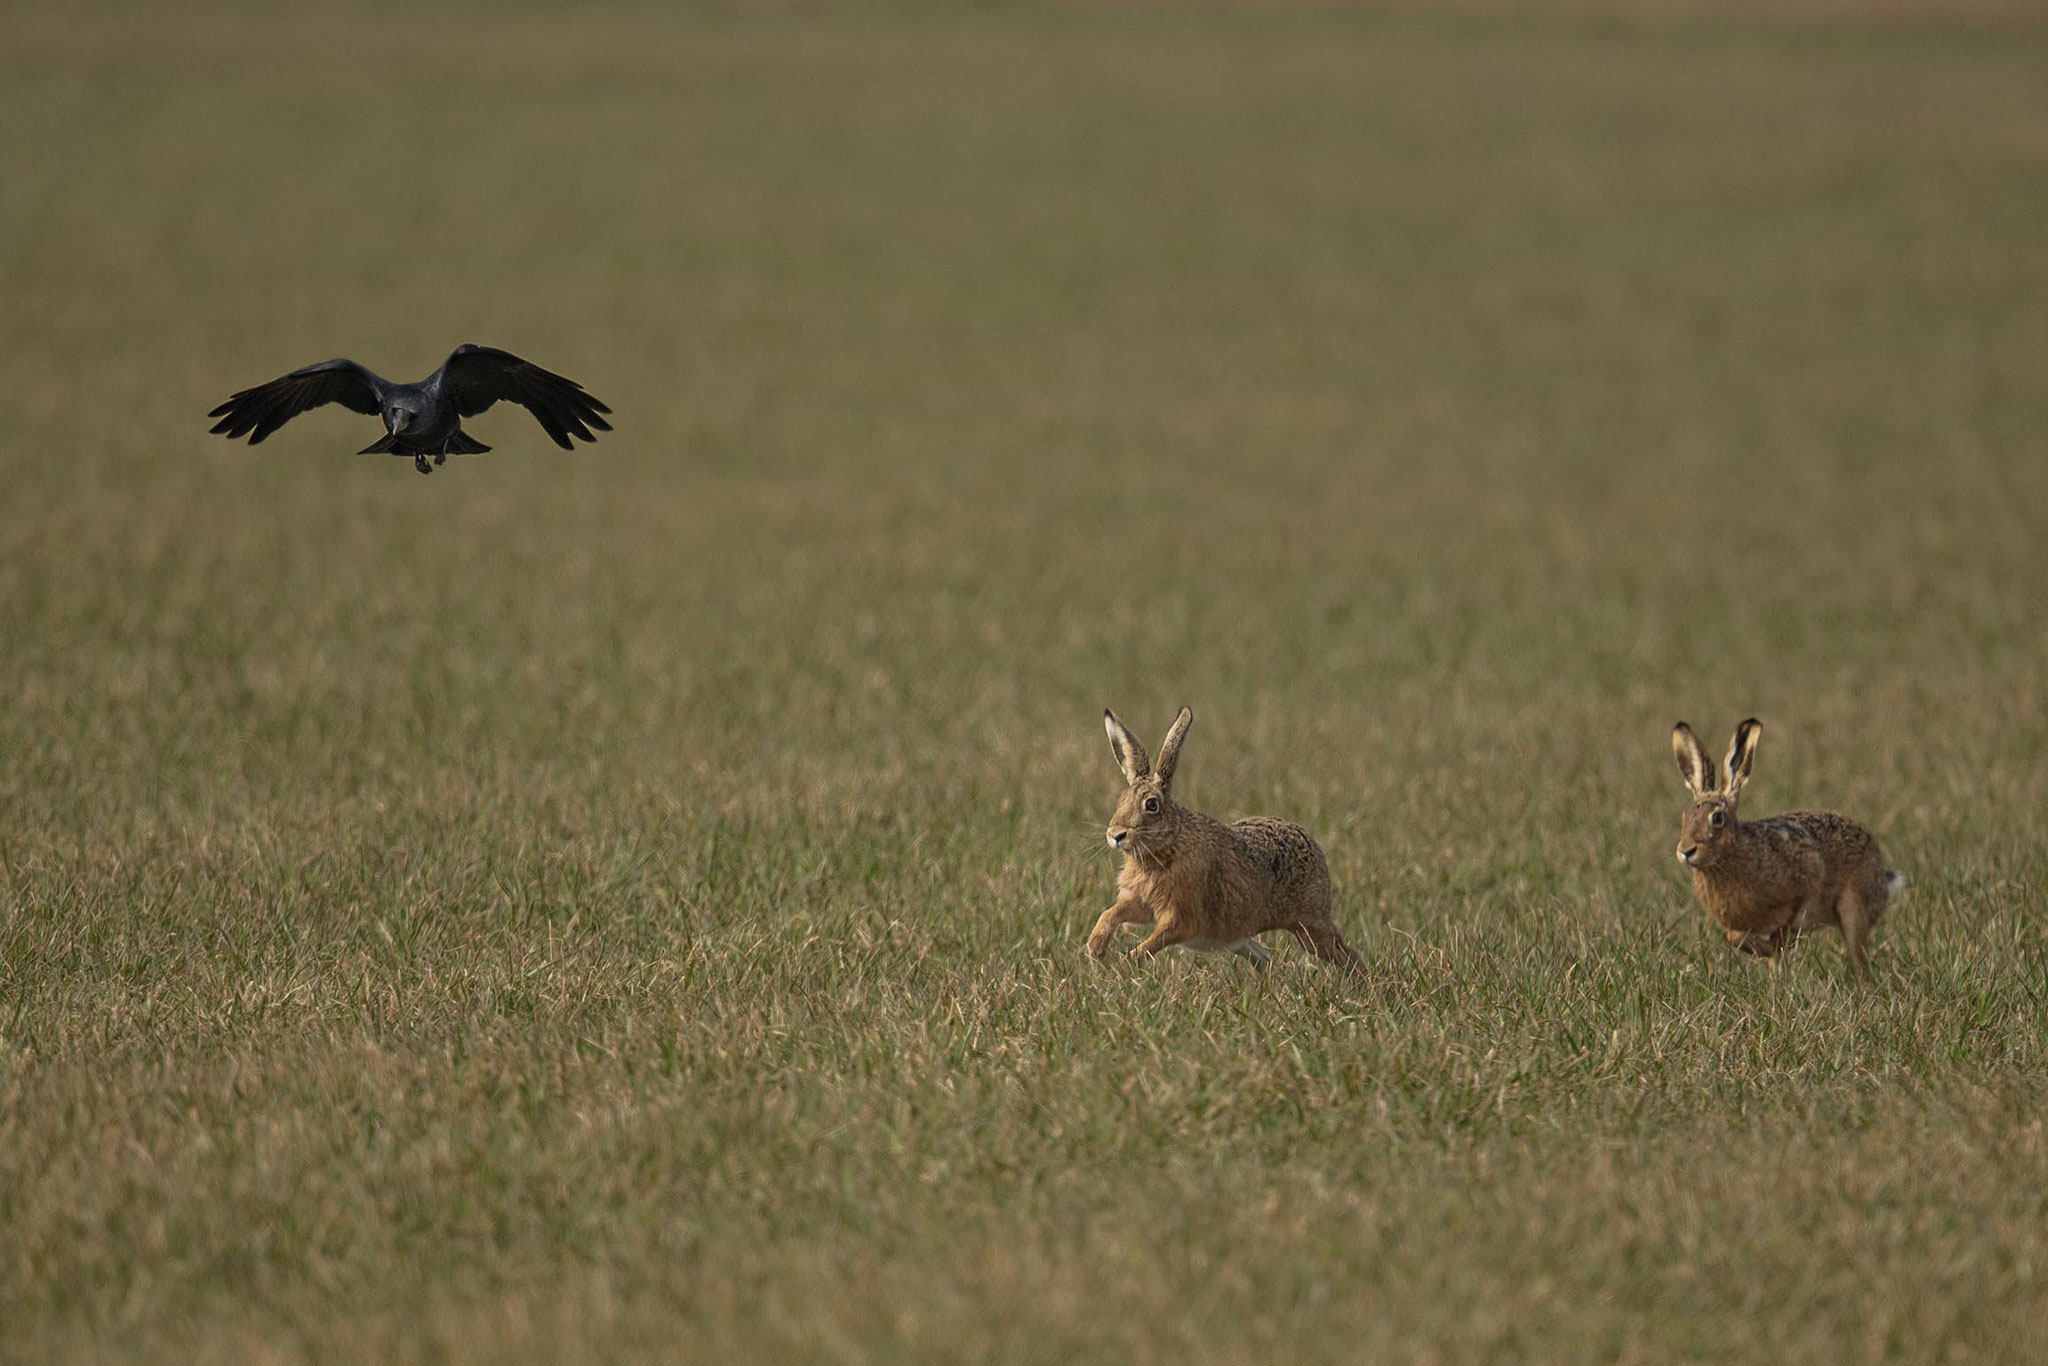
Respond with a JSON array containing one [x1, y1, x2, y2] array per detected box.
[[1090, 707, 1366, 975], [1672, 718, 1903, 976]]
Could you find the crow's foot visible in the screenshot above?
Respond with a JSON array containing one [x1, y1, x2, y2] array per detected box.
[[434, 451, 447, 467], [413, 454, 433, 474]]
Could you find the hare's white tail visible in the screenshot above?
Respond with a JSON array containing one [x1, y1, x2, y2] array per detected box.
[[1885, 869, 1907, 898]]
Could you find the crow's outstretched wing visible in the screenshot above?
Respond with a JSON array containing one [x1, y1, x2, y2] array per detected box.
[[208, 359, 384, 444], [439, 344, 612, 450]]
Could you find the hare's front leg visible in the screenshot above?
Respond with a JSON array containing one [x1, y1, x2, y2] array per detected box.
[[1836, 885, 1873, 979], [1088, 894, 1150, 958], [1726, 896, 1809, 958], [1127, 917, 1195, 962], [1725, 925, 1791, 957]]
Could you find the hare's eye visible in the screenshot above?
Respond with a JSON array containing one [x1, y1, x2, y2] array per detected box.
[[1143, 797, 1160, 813], [1709, 809, 1725, 827]]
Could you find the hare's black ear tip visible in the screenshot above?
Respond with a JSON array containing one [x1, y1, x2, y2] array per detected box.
[[1740, 717, 1763, 730]]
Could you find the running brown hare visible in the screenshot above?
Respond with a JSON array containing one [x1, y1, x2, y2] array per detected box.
[[1672, 718, 1904, 976], [1089, 707, 1367, 975]]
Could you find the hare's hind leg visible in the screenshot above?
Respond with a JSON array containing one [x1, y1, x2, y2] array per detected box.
[[1289, 921, 1369, 978], [1233, 939, 1274, 971]]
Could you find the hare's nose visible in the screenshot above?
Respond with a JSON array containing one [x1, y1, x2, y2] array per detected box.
[[1108, 829, 1127, 849], [1677, 845, 1697, 865]]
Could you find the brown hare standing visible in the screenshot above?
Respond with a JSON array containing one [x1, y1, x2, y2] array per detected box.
[[1089, 707, 1367, 975], [1672, 718, 1904, 976]]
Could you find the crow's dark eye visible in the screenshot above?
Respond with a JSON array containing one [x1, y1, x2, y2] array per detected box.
[[1709, 810, 1725, 827], [1144, 797, 1160, 813]]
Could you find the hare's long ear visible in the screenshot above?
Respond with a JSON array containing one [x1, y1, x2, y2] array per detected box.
[[1723, 718, 1762, 801], [1154, 707, 1194, 786], [1104, 709, 1151, 786], [1672, 722, 1713, 798]]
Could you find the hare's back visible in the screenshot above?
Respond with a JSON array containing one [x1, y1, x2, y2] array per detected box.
[[1229, 816, 1330, 890], [1751, 810, 1879, 871]]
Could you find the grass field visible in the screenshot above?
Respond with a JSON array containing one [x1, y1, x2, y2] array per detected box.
[[4, 2, 2048, 1360]]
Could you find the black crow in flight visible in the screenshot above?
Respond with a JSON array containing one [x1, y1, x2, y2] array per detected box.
[[209, 344, 612, 473]]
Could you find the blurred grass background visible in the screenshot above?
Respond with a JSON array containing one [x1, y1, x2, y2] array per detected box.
[[2, 2, 2046, 1361]]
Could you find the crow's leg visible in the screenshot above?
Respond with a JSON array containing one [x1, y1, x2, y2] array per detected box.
[[413, 453, 433, 474], [434, 445, 447, 467]]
